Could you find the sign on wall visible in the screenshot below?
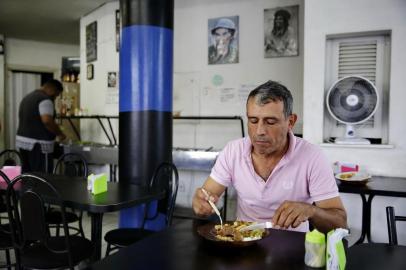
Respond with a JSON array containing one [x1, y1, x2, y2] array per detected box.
[[86, 21, 97, 62]]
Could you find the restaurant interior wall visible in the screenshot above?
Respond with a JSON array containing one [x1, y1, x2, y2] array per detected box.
[[79, 1, 119, 146], [0, 37, 79, 148], [303, 0, 406, 244]]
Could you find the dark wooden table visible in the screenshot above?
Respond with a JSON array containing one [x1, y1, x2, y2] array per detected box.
[[337, 175, 406, 244], [89, 219, 315, 270], [39, 173, 164, 261], [347, 243, 406, 270]]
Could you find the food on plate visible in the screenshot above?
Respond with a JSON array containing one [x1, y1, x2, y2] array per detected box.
[[339, 172, 355, 180], [214, 221, 265, 242]]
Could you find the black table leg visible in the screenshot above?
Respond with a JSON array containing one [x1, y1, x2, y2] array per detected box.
[[90, 212, 104, 261], [355, 194, 368, 244], [355, 194, 375, 244], [366, 194, 375, 243]]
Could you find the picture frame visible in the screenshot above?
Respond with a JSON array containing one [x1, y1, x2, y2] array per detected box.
[[87, 64, 94, 80], [264, 5, 299, 58], [115, 10, 120, 52], [107, 72, 117, 88], [208, 16, 239, 65], [86, 21, 97, 62]]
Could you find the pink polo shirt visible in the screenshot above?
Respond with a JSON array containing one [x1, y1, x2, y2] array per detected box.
[[210, 131, 339, 232]]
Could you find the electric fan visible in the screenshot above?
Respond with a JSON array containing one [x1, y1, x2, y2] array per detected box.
[[326, 75, 379, 144]]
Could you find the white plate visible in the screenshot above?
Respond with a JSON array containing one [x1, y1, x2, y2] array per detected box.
[[335, 172, 371, 183]]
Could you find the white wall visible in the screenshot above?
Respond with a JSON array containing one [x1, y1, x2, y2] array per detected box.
[[303, 0, 406, 244], [173, 0, 304, 150], [79, 1, 119, 144]]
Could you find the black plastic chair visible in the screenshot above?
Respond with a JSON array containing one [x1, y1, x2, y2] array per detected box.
[[104, 162, 179, 256], [0, 170, 16, 270], [386, 206, 406, 245], [46, 153, 88, 237], [5, 173, 94, 269], [0, 149, 23, 167]]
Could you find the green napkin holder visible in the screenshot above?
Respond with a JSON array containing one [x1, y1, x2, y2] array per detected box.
[[87, 173, 108, 195]]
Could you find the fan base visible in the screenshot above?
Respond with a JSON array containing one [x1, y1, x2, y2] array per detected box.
[[334, 137, 371, 145]]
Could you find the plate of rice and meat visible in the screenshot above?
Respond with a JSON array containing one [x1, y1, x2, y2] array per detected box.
[[197, 221, 271, 247]]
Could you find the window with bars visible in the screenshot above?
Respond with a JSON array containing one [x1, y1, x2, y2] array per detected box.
[[324, 32, 391, 144]]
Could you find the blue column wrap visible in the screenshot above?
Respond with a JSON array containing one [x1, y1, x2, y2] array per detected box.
[[120, 25, 173, 113]]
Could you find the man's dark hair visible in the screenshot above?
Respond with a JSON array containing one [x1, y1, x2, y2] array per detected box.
[[43, 79, 63, 92], [247, 80, 293, 118], [274, 9, 291, 22]]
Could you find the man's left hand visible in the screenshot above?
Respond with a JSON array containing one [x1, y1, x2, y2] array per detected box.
[[272, 201, 316, 229]]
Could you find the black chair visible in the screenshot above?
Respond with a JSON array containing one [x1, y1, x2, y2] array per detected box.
[[0, 170, 16, 270], [5, 173, 94, 269], [46, 153, 88, 237], [386, 206, 406, 245], [104, 162, 179, 256], [0, 150, 23, 225], [0, 149, 23, 167]]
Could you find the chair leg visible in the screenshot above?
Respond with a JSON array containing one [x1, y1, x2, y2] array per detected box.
[[5, 249, 11, 270], [56, 224, 60, 236], [78, 212, 85, 238], [105, 243, 111, 257], [386, 206, 398, 245]]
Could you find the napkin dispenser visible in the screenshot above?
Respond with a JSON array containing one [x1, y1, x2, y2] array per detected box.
[[87, 173, 108, 195]]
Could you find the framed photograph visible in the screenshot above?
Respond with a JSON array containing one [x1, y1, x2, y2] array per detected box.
[[115, 10, 121, 52], [87, 64, 94, 80], [86, 21, 97, 62], [107, 72, 117, 88], [208, 16, 239, 65], [264, 5, 299, 58]]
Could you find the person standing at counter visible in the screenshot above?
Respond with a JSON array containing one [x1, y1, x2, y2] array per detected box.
[[192, 80, 347, 233], [16, 79, 66, 173]]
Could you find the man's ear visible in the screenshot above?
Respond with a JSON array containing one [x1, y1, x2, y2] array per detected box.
[[288, 114, 297, 130]]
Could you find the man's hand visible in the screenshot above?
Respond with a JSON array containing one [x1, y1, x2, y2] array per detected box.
[[272, 201, 316, 229], [192, 188, 219, 217]]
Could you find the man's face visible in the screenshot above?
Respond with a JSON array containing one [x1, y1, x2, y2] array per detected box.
[[246, 97, 296, 156], [274, 15, 285, 29], [49, 88, 62, 100], [213, 28, 232, 53]]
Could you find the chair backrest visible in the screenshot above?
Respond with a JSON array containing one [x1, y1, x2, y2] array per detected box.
[[0, 149, 23, 167], [386, 206, 406, 245], [5, 174, 75, 267], [144, 162, 179, 227], [53, 153, 88, 177]]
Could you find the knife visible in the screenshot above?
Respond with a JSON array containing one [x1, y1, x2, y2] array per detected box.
[[239, 221, 273, 232]]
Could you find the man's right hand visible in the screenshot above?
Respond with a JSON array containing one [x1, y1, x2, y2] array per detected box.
[[192, 187, 219, 217]]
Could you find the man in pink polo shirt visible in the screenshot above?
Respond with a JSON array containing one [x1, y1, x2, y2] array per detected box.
[[192, 80, 347, 233]]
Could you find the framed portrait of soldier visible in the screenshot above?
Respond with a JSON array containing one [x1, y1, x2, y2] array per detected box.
[[208, 16, 239, 65], [264, 5, 299, 58]]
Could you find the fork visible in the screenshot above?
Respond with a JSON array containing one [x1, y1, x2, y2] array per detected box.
[[201, 188, 223, 228]]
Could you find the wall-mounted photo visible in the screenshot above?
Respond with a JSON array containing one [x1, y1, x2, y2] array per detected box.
[[115, 10, 120, 52], [107, 72, 117, 88], [86, 21, 97, 62], [264, 5, 298, 58], [208, 16, 239, 65], [87, 64, 94, 80]]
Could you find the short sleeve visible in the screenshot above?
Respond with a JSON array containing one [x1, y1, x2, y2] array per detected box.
[[308, 149, 339, 202], [210, 142, 234, 187], [38, 100, 54, 116]]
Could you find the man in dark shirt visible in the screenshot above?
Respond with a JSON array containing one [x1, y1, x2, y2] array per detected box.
[[16, 79, 66, 173]]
